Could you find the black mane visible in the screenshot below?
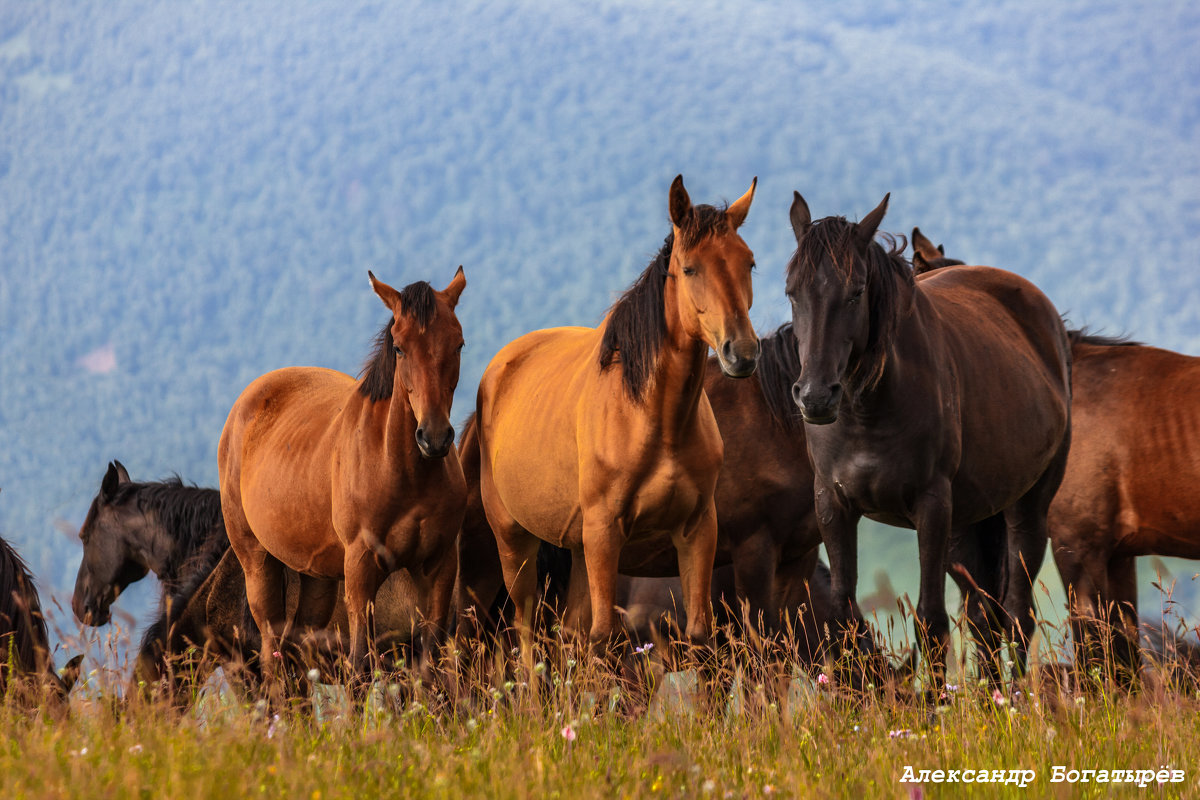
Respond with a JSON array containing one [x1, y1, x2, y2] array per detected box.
[[0, 536, 51, 686], [755, 323, 805, 431], [1067, 328, 1143, 348], [358, 280, 438, 402], [786, 217, 913, 396], [599, 206, 728, 400]]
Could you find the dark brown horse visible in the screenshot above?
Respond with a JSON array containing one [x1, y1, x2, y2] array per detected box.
[[475, 176, 759, 653], [1, 527, 82, 706], [72, 461, 227, 627], [910, 227, 965, 274], [220, 268, 467, 676], [1049, 330, 1200, 680], [785, 193, 1072, 684]]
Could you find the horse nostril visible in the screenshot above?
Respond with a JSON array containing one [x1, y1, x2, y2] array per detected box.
[[791, 382, 803, 405]]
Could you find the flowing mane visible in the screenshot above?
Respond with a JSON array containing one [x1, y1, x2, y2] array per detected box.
[[786, 219, 913, 396], [755, 323, 804, 431], [599, 205, 729, 400], [357, 280, 437, 402]]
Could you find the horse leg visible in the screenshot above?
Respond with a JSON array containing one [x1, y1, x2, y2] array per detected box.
[[729, 527, 781, 640], [814, 480, 867, 676], [561, 552, 593, 641], [413, 543, 458, 684], [1052, 540, 1109, 680], [912, 485, 953, 689], [674, 501, 718, 649], [948, 516, 1006, 688], [1107, 555, 1140, 685], [580, 514, 626, 659], [342, 538, 387, 684]]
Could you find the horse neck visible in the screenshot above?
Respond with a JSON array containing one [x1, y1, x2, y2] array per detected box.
[[358, 374, 422, 473], [131, 486, 224, 586], [844, 277, 925, 418]]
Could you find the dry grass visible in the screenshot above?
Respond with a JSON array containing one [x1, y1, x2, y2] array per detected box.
[[3, 610, 1199, 799]]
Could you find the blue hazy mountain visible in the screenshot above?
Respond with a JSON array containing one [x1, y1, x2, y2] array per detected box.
[[2, 0, 1198, 634]]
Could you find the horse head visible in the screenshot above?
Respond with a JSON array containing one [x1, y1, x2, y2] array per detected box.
[[667, 175, 760, 378], [72, 461, 151, 625], [368, 267, 467, 458], [785, 192, 912, 424]]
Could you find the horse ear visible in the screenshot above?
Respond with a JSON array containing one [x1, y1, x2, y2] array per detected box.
[[668, 174, 693, 229], [789, 191, 811, 245], [910, 226, 942, 263], [101, 462, 123, 501], [442, 266, 466, 309], [856, 193, 889, 246], [368, 270, 402, 312], [725, 177, 757, 229], [112, 460, 130, 484]]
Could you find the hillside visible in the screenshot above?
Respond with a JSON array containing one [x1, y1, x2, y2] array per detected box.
[[1, 0, 1198, 633]]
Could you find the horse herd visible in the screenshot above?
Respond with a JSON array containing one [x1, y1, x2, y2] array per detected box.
[[4, 175, 1200, 710]]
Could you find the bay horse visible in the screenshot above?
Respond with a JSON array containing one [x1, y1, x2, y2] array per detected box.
[[914, 230, 1200, 683], [785, 193, 1072, 685], [1049, 330, 1200, 681], [219, 267, 467, 677], [1, 527, 82, 706], [475, 176, 759, 653], [72, 461, 227, 627]]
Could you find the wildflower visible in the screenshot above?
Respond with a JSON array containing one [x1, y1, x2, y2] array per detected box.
[[817, 673, 830, 686], [272, 650, 283, 659], [1074, 696, 1086, 706], [466, 718, 478, 732], [992, 689, 1007, 706], [888, 729, 914, 740], [127, 744, 143, 754], [267, 713, 281, 739], [945, 683, 959, 692], [702, 779, 716, 793], [560, 723, 577, 742], [635, 642, 655, 655], [764, 785, 776, 795], [306, 668, 320, 682]]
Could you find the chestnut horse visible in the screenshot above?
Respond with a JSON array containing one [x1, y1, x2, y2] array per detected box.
[[786, 193, 1072, 684], [219, 268, 467, 675], [475, 176, 759, 652], [1050, 331, 1200, 681]]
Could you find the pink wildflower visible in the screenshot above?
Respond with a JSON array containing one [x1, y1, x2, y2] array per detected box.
[[560, 723, 577, 742], [817, 673, 830, 685]]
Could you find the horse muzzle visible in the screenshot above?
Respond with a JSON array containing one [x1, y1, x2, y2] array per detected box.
[[717, 336, 760, 379], [72, 594, 112, 626], [415, 424, 455, 459], [792, 379, 843, 425]]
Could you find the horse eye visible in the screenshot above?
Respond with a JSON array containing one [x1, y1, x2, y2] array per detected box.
[[682, 265, 697, 277], [848, 289, 864, 305], [393, 345, 406, 358], [456, 343, 465, 353]]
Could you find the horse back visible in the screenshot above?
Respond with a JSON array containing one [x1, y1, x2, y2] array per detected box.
[[915, 266, 1071, 515], [1057, 340, 1200, 558]]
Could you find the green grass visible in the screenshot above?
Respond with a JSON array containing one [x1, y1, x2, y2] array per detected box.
[[4, 620, 1200, 800]]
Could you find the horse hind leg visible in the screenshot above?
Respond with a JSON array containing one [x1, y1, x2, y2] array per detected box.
[[948, 515, 1006, 688], [1000, 436, 1069, 677]]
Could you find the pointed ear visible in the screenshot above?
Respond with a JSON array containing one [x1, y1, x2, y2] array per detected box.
[[112, 460, 130, 484], [725, 177, 757, 229], [668, 174, 693, 229], [442, 266, 466, 309], [910, 226, 941, 262], [368, 270, 402, 312], [856, 193, 889, 247], [789, 191, 811, 245], [101, 462, 123, 501]]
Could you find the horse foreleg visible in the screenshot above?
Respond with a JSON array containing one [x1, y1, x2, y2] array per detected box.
[[674, 503, 717, 650], [414, 543, 458, 683], [580, 515, 625, 658], [913, 487, 953, 689], [342, 539, 386, 679], [729, 528, 782, 639], [814, 480, 867, 671], [1107, 555, 1140, 684]]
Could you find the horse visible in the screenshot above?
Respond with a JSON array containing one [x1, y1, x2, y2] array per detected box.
[[219, 267, 467, 678], [785, 193, 1072, 686], [72, 461, 227, 627], [475, 176, 759, 655], [1048, 330, 1200, 681], [66, 462, 424, 701], [1, 526, 82, 707]]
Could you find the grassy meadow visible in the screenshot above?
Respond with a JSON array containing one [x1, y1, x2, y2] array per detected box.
[[4, 608, 1199, 800]]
